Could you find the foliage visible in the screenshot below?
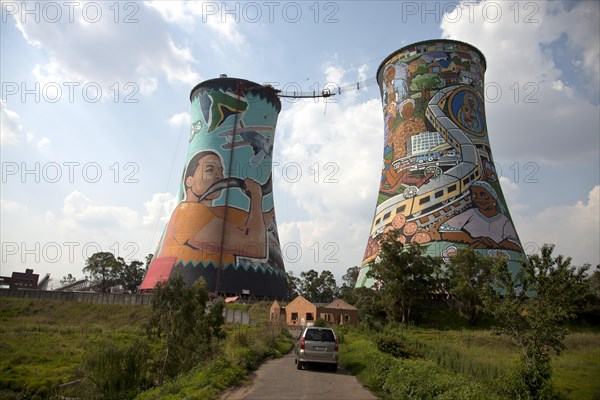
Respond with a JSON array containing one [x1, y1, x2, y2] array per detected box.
[[82, 252, 149, 293], [352, 286, 386, 327], [374, 333, 416, 358], [481, 244, 591, 400], [409, 73, 444, 100], [367, 231, 442, 324], [447, 249, 495, 325], [339, 265, 360, 302], [298, 269, 339, 303], [286, 271, 301, 299], [80, 338, 153, 399], [0, 298, 152, 399], [60, 273, 77, 286], [313, 317, 327, 327], [135, 321, 294, 400], [118, 259, 147, 293], [146, 275, 225, 385], [83, 252, 123, 293], [340, 330, 501, 400]]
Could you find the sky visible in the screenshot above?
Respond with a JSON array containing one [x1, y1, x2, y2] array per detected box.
[[1, 0, 599, 288]]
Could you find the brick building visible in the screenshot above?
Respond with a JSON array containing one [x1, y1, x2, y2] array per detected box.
[[0, 269, 39, 290], [319, 299, 359, 326], [270, 296, 359, 327]]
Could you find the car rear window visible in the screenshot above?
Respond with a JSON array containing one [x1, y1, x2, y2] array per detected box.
[[305, 328, 335, 342]]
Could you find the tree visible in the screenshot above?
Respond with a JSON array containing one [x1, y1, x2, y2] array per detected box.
[[339, 266, 360, 303], [145, 253, 153, 269], [60, 273, 77, 287], [367, 231, 442, 324], [147, 274, 224, 385], [117, 258, 146, 293], [83, 252, 122, 293], [286, 271, 301, 300], [81, 338, 151, 399], [447, 248, 495, 325], [353, 286, 386, 327], [317, 270, 339, 302], [298, 269, 339, 303], [409, 73, 443, 100], [481, 244, 590, 399]]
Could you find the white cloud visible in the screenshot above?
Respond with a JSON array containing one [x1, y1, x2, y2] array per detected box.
[[168, 112, 191, 128], [275, 79, 383, 277], [441, 0, 600, 164], [0, 190, 179, 280], [146, 1, 247, 53], [0, 197, 28, 212], [143, 1, 196, 25], [142, 192, 177, 226], [1, 100, 26, 145], [513, 185, 600, 267], [59, 191, 139, 233], [11, 2, 201, 96], [37, 137, 51, 148]]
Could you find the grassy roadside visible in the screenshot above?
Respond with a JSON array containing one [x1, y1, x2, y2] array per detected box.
[[2, 297, 598, 399], [339, 326, 600, 400], [0, 298, 293, 400], [134, 302, 294, 400]]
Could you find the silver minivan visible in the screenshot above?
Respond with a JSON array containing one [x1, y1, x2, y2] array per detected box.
[[294, 327, 338, 372]]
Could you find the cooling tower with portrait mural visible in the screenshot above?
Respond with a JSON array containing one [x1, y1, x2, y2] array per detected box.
[[141, 77, 287, 298], [356, 39, 527, 287]]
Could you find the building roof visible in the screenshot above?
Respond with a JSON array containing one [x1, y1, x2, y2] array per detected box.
[[322, 299, 358, 311], [286, 295, 316, 308]]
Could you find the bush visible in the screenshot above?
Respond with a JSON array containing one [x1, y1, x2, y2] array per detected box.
[[80, 338, 152, 400], [374, 333, 417, 358]]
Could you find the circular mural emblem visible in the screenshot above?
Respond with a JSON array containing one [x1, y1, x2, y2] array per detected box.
[[448, 87, 487, 137]]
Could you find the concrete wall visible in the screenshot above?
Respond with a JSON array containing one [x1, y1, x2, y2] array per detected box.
[[0, 288, 250, 324], [0, 288, 154, 305]]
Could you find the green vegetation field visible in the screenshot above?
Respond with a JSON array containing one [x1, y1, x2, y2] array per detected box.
[[2, 297, 598, 399], [0, 297, 293, 399], [339, 326, 600, 400], [0, 297, 152, 398]]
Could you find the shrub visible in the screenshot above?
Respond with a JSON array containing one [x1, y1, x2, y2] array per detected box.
[[80, 338, 152, 400], [374, 333, 417, 358]]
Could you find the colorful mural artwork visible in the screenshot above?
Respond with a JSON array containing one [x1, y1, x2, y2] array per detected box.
[[141, 78, 287, 298], [356, 39, 526, 288]]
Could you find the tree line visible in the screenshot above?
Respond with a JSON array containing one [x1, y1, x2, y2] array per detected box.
[[340, 231, 599, 400], [60, 252, 151, 293]]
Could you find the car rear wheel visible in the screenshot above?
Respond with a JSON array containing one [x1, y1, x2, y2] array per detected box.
[[296, 361, 303, 370], [330, 363, 338, 372]]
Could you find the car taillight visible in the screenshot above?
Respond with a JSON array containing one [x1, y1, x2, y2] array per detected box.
[[300, 337, 305, 350], [335, 339, 338, 351]]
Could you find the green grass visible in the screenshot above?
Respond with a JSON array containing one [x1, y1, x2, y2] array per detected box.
[[3, 297, 597, 400], [0, 297, 151, 398], [0, 298, 293, 400], [340, 326, 600, 400], [552, 333, 600, 400], [135, 320, 294, 400]]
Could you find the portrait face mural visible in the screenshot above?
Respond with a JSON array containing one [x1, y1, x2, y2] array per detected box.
[[357, 39, 526, 288], [141, 78, 287, 298]]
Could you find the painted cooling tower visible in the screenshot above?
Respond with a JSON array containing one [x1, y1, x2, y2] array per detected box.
[[356, 39, 526, 287], [141, 77, 287, 298]]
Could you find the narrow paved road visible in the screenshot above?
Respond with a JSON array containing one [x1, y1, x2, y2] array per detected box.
[[220, 352, 377, 400]]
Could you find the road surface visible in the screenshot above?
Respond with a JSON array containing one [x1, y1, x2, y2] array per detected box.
[[220, 352, 377, 400]]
